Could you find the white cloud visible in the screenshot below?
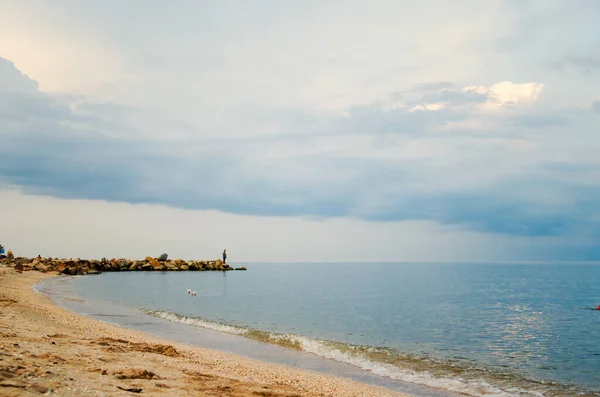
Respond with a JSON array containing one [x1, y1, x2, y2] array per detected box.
[[480, 81, 545, 109]]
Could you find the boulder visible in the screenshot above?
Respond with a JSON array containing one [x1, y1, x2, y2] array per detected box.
[[158, 253, 168, 262], [149, 259, 161, 269], [55, 262, 67, 273], [36, 264, 49, 273]]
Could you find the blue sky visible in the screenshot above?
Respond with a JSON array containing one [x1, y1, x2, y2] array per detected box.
[[0, 0, 599, 261]]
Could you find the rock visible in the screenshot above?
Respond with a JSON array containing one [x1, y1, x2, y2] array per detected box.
[[145, 256, 153, 262], [8, 256, 248, 274], [235, 267, 247, 271], [149, 259, 161, 268], [114, 368, 157, 380], [33, 261, 49, 273], [37, 264, 49, 273], [117, 386, 142, 393], [29, 384, 50, 394], [158, 253, 168, 261], [0, 379, 27, 388]]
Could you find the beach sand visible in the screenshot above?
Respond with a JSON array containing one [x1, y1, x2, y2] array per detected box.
[[0, 266, 411, 396]]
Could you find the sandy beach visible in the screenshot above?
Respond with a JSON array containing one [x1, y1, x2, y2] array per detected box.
[[0, 266, 411, 397]]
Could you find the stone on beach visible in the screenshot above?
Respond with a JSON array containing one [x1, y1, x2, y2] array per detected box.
[[0, 255, 241, 275]]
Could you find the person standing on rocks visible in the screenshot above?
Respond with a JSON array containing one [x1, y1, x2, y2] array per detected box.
[[222, 249, 227, 264]]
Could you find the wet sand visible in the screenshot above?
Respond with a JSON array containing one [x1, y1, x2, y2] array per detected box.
[[0, 266, 411, 396]]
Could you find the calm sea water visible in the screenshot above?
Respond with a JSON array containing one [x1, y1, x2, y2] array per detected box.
[[38, 263, 600, 397]]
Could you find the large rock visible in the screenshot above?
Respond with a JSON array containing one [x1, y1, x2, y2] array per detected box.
[[8, 256, 247, 274], [55, 262, 67, 273]]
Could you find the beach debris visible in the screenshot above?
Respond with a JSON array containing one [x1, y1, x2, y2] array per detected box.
[[116, 385, 143, 393]]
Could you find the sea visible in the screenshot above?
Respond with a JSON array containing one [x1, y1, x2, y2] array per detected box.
[[35, 262, 600, 397]]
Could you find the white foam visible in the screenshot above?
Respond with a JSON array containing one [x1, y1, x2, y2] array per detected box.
[[267, 334, 546, 397], [147, 310, 248, 335], [144, 310, 547, 397]]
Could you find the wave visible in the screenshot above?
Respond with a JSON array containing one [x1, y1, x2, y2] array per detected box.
[[141, 309, 598, 397]]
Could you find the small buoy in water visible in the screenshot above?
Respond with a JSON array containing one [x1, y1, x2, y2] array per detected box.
[[597, 305, 600, 311]]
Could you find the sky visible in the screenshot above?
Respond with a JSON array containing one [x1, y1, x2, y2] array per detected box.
[[1, 0, 599, 262]]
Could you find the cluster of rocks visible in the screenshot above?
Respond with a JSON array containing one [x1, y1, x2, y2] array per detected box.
[[0, 254, 247, 275]]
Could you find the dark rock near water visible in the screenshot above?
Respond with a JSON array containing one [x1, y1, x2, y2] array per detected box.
[[0, 255, 243, 275]]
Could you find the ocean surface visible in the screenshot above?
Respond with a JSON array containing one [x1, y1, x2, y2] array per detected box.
[[36, 262, 600, 397]]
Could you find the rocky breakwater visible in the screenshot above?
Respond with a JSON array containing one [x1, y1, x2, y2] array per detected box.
[[0, 254, 248, 275]]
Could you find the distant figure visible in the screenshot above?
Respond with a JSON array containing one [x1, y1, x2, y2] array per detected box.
[[187, 289, 191, 295], [222, 249, 227, 263], [0, 245, 5, 259], [191, 291, 197, 296]]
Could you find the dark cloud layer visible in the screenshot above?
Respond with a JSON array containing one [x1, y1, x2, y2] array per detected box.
[[1, 57, 599, 242]]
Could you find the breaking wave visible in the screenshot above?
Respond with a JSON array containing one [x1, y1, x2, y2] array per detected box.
[[141, 309, 598, 397]]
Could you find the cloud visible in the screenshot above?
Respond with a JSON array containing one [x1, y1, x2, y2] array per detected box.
[[1, 0, 600, 262], [2, 56, 599, 242], [2, 188, 599, 262], [552, 56, 600, 75]]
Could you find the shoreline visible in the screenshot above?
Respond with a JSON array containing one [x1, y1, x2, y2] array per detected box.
[[0, 266, 411, 396]]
